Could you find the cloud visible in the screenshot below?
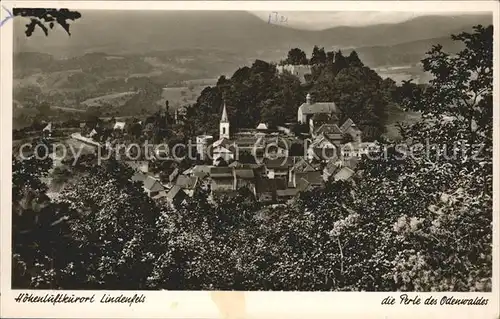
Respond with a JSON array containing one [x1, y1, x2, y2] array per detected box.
[[249, 11, 465, 30]]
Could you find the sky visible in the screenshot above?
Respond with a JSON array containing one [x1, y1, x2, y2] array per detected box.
[[248, 11, 465, 30]]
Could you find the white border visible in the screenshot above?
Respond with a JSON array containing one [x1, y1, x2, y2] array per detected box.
[[1, 2, 499, 318]]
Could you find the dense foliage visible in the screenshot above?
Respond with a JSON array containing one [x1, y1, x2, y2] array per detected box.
[[182, 47, 397, 140], [12, 26, 492, 291], [12, 8, 82, 36]]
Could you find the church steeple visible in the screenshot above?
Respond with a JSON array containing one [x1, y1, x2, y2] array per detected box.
[[221, 101, 229, 123], [219, 100, 230, 139]]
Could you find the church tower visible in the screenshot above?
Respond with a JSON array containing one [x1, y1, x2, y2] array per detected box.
[[219, 101, 230, 139]]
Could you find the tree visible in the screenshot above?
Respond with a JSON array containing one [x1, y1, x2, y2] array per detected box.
[[333, 50, 349, 72], [326, 51, 335, 64], [347, 50, 364, 67], [285, 48, 308, 65], [37, 101, 51, 116], [310, 45, 327, 65], [12, 8, 82, 37], [401, 25, 493, 151], [12, 155, 78, 289], [312, 66, 389, 140], [259, 99, 286, 128], [56, 160, 163, 289], [351, 24, 493, 291]]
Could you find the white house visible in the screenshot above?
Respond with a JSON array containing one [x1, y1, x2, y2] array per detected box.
[[297, 93, 337, 124], [113, 121, 126, 130]]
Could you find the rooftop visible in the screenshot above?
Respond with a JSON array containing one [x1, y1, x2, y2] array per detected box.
[[295, 170, 324, 186], [175, 175, 199, 189], [315, 124, 343, 135], [166, 185, 187, 201], [210, 167, 233, 178], [340, 118, 355, 132], [293, 157, 318, 173], [256, 123, 268, 130], [144, 176, 164, 193], [276, 188, 300, 197], [334, 167, 355, 181], [113, 122, 126, 130], [192, 165, 211, 178], [234, 168, 255, 179], [131, 171, 147, 183], [299, 102, 337, 115], [263, 157, 295, 169]]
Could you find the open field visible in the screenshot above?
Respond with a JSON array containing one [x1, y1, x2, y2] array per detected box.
[[375, 65, 434, 85], [160, 85, 206, 109], [183, 78, 219, 86], [81, 91, 137, 108]]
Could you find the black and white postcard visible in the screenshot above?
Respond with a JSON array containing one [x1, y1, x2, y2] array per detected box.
[[1, 1, 498, 318]]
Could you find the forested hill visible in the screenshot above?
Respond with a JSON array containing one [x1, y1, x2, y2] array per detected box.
[[182, 48, 409, 141]]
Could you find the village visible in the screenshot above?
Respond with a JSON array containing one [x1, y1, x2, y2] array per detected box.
[[9, 8, 493, 297], [34, 89, 377, 208]]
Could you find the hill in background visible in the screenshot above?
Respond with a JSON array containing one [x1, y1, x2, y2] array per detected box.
[[15, 11, 491, 59], [12, 11, 491, 130]]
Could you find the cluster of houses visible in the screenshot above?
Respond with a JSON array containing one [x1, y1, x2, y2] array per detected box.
[[128, 155, 358, 208], [43, 88, 374, 208], [123, 93, 375, 208]]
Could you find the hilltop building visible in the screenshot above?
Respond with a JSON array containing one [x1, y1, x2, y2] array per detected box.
[[276, 64, 312, 83], [297, 93, 337, 125]]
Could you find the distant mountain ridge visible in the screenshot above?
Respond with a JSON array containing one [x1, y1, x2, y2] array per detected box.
[[14, 11, 491, 58]]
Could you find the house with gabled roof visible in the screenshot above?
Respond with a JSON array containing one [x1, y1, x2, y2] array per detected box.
[[297, 93, 337, 124], [340, 118, 362, 142], [143, 175, 165, 198], [125, 160, 149, 173], [175, 175, 199, 197], [307, 133, 339, 163], [340, 118, 354, 132], [212, 138, 236, 166], [234, 168, 256, 196], [210, 167, 235, 193], [313, 123, 343, 141], [333, 166, 355, 182], [131, 171, 147, 183], [323, 159, 343, 181], [263, 157, 295, 179], [166, 185, 188, 208], [169, 167, 180, 183], [341, 142, 377, 159], [288, 157, 321, 188], [190, 165, 211, 178], [309, 112, 339, 136]]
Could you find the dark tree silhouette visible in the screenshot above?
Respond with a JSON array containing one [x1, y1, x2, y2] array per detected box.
[[285, 48, 308, 65], [12, 8, 81, 37], [310, 45, 327, 65]]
